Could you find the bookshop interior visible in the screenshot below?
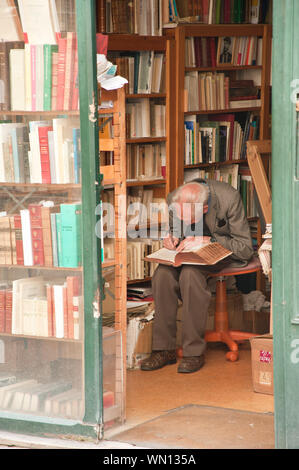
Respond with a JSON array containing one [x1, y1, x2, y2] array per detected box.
[[0, 0, 288, 447]]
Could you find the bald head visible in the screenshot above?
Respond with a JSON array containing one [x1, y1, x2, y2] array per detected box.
[[171, 182, 210, 224]]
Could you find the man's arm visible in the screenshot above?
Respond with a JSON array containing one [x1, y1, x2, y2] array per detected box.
[[213, 191, 254, 262]]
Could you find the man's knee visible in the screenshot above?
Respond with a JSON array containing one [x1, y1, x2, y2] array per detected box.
[[152, 264, 178, 288], [179, 266, 208, 287]]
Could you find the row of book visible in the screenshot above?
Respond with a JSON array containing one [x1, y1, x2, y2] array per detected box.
[[184, 112, 260, 164], [0, 275, 82, 340], [166, 0, 272, 25], [126, 99, 166, 138], [185, 36, 263, 68], [109, 51, 166, 94], [127, 239, 163, 281], [127, 188, 168, 229], [184, 72, 261, 111], [126, 143, 166, 181], [184, 165, 259, 217], [0, 202, 82, 268], [0, 119, 81, 185], [1, 33, 79, 112], [97, 0, 164, 36]]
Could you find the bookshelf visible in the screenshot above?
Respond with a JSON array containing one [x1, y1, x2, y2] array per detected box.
[[0, 0, 122, 440], [165, 23, 272, 194]]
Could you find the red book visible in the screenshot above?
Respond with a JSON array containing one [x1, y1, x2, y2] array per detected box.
[[224, 0, 231, 23], [4, 289, 12, 334], [66, 276, 80, 339], [13, 214, 24, 265], [202, 0, 210, 23], [28, 204, 44, 265], [0, 289, 5, 333], [71, 42, 79, 111], [56, 37, 67, 110], [209, 37, 217, 68], [194, 37, 201, 68], [47, 284, 54, 337], [245, 37, 252, 66], [38, 126, 53, 184]]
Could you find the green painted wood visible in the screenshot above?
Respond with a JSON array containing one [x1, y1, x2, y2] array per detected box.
[[76, 0, 103, 428], [272, 0, 299, 449]]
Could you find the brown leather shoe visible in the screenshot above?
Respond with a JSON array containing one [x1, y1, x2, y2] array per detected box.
[[140, 350, 177, 371], [177, 355, 205, 373]]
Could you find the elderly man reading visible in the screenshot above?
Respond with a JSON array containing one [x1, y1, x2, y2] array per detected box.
[[141, 179, 253, 374]]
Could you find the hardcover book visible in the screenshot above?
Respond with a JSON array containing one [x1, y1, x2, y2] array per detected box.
[[145, 242, 232, 267]]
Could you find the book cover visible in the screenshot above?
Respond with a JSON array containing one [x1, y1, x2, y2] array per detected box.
[[41, 204, 60, 267], [12, 214, 24, 265], [29, 204, 45, 266], [56, 36, 67, 110], [51, 51, 59, 111], [43, 44, 58, 111], [60, 203, 82, 268], [38, 125, 53, 184]]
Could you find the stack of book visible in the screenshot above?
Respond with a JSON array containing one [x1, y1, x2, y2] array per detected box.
[[165, 0, 272, 25], [126, 143, 166, 181], [126, 99, 166, 138], [185, 164, 240, 190], [185, 35, 263, 67], [6, 32, 79, 112], [6, 275, 82, 339], [97, 0, 163, 35], [0, 119, 81, 184], [0, 201, 82, 268], [109, 51, 165, 95]]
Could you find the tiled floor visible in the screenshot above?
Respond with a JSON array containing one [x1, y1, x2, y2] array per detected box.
[[105, 343, 275, 448]]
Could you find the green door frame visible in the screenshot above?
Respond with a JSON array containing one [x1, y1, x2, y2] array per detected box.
[[0, 0, 103, 440], [272, 0, 299, 449]]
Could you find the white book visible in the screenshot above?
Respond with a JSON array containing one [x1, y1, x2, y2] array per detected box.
[[35, 45, 44, 111], [0, 123, 25, 182], [48, 130, 56, 183], [10, 49, 25, 111], [24, 44, 32, 111], [28, 120, 51, 183], [53, 284, 65, 338], [18, 0, 58, 45], [20, 209, 33, 266], [53, 117, 80, 183]]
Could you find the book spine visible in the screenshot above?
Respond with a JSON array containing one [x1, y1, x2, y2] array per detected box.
[[72, 128, 81, 184], [50, 212, 58, 267], [24, 44, 32, 111], [9, 216, 17, 265], [38, 126, 53, 184], [51, 52, 59, 111], [13, 214, 24, 265], [0, 290, 5, 333], [5, 289, 12, 334], [66, 276, 80, 339], [63, 285, 68, 339], [47, 284, 54, 337], [44, 45, 56, 111], [41, 207, 53, 267], [64, 32, 76, 111], [29, 204, 44, 266], [71, 41, 79, 111], [30, 45, 37, 112], [55, 213, 62, 267], [60, 204, 82, 268], [56, 37, 67, 110]]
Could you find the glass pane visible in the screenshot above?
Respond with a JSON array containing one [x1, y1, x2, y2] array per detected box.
[[0, 0, 84, 421]]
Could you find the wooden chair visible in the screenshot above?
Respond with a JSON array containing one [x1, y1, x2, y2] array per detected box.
[[204, 257, 262, 361]]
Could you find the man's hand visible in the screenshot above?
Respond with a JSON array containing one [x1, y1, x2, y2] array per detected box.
[[163, 233, 179, 250], [176, 236, 211, 253]]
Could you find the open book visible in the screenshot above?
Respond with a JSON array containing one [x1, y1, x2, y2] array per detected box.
[[145, 242, 232, 267]]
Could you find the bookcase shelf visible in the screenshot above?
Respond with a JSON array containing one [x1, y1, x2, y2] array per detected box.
[[126, 179, 166, 187], [126, 137, 166, 144], [185, 66, 263, 72], [184, 159, 247, 169], [184, 107, 261, 115]]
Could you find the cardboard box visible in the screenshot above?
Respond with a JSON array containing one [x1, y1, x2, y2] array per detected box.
[[243, 308, 270, 335], [250, 334, 273, 395]]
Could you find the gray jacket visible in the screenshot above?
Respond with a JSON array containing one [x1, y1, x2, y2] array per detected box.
[[167, 179, 254, 266]]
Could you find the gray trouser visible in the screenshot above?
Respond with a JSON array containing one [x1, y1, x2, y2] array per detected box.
[[151, 264, 212, 357]]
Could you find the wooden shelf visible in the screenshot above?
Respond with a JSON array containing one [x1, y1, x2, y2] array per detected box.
[[185, 65, 263, 72], [126, 93, 166, 99], [184, 159, 247, 169], [0, 110, 79, 116], [184, 107, 261, 115], [107, 33, 166, 51], [127, 277, 152, 284], [0, 264, 82, 271], [0, 182, 81, 191], [126, 179, 166, 187], [126, 137, 166, 143], [0, 332, 82, 343]]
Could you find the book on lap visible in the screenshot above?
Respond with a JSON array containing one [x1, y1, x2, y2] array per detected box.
[[145, 242, 232, 267]]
